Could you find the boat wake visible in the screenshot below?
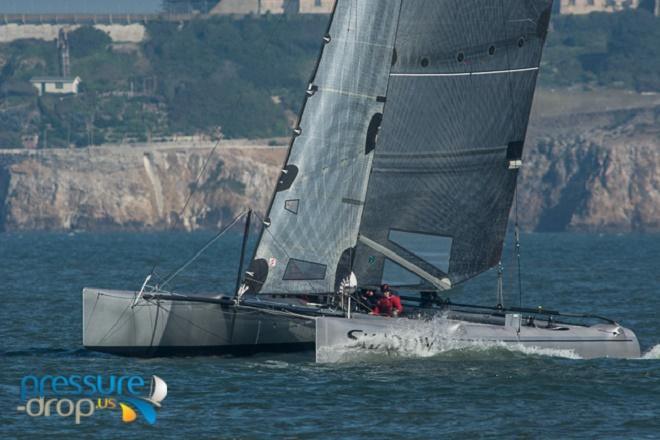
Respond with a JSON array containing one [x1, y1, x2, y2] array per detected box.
[[641, 344, 660, 359], [317, 340, 582, 363], [316, 316, 581, 363]]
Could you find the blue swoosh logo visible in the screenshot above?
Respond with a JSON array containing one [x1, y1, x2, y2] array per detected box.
[[122, 397, 158, 425]]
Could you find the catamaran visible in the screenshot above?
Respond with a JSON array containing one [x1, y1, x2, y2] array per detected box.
[[83, 0, 641, 360]]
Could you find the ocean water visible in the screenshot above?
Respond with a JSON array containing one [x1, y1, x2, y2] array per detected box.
[[1, 232, 660, 439]]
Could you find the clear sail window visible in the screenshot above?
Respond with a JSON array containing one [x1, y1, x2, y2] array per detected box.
[[388, 230, 452, 273], [381, 259, 424, 287], [283, 259, 327, 281], [284, 199, 299, 215]]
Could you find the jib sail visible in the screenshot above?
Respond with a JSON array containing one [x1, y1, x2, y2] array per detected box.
[[246, 0, 402, 295]]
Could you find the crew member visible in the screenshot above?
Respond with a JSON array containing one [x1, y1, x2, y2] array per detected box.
[[361, 289, 380, 310], [371, 288, 403, 317]]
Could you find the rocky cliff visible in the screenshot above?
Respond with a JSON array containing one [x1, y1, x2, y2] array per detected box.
[[519, 90, 660, 232], [0, 142, 282, 232], [0, 90, 659, 232]]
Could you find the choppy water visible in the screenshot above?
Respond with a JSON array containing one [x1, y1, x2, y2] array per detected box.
[[1, 232, 659, 439]]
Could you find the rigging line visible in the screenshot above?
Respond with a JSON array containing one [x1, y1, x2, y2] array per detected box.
[[237, 303, 318, 321], [84, 294, 102, 334], [145, 299, 233, 340], [148, 134, 224, 282], [158, 209, 247, 290], [346, 290, 372, 312], [147, 267, 167, 286], [172, 135, 223, 231], [515, 187, 523, 309], [96, 302, 134, 344], [499, 0, 522, 307]]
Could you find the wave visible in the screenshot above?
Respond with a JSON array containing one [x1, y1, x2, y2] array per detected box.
[[504, 342, 582, 360], [641, 344, 660, 359], [316, 316, 582, 363], [316, 340, 582, 363], [0, 347, 91, 358]]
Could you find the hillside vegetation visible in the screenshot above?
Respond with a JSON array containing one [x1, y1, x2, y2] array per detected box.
[[0, 10, 658, 149], [542, 10, 660, 91]]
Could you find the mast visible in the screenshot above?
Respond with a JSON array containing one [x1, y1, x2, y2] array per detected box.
[[234, 209, 252, 297]]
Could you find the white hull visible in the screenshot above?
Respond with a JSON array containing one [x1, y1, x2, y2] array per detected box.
[[316, 314, 641, 362], [83, 288, 315, 355]]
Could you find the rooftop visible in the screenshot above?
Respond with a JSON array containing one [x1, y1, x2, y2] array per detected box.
[[30, 76, 81, 83]]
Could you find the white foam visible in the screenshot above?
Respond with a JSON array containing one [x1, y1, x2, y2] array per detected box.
[[317, 315, 582, 362], [261, 360, 291, 369], [504, 342, 582, 360], [641, 344, 660, 359]]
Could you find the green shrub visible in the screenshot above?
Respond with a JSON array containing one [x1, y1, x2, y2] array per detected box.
[[68, 27, 112, 58]]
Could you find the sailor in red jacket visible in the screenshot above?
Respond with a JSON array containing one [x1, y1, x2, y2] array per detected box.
[[371, 288, 403, 317]]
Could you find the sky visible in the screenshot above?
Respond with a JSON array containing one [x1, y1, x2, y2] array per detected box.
[[0, 0, 163, 13]]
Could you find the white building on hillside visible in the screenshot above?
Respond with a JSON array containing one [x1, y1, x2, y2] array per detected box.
[[298, 0, 334, 14], [559, 0, 639, 14], [210, 0, 334, 15], [30, 76, 82, 96]]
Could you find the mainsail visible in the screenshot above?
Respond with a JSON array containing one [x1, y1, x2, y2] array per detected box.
[[246, 0, 553, 295], [353, 0, 553, 289]]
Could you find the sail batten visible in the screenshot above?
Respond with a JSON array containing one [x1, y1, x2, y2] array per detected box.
[[390, 66, 539, 77]]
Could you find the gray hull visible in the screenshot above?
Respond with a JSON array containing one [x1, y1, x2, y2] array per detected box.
[[82, 288, 315, 356], [83, 288, 641, 360], [316, 314, 641, 362]]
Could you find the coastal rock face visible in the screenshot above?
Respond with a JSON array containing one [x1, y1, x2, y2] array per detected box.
[[519, 96, 660, 232], [0, 91, 659, 232], [0, 144, 282, 231]]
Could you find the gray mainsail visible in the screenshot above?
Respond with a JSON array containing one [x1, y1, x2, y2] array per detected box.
[[247, 0, 552, 295], [353, 0, 553, 290], [246, 0, 402, 295]]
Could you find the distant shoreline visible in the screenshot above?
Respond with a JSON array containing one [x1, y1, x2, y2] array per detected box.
[[0, 92, 659, 234]]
